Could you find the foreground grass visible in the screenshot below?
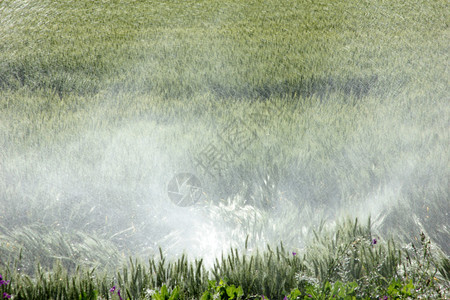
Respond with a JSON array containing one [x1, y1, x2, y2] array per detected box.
[[0, 220, 449, 299]]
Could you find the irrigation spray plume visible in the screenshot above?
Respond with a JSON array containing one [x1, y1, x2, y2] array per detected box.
[[1, 90, 449, 269]]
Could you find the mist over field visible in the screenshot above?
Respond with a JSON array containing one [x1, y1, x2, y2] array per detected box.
[[0, 1, 448, 297], [2, 92, 447, 266]]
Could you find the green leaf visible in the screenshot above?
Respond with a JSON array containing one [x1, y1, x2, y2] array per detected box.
[[169, 286, 179, 300], [200, 291, 213, 300], [288, 288, 302, 299]]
